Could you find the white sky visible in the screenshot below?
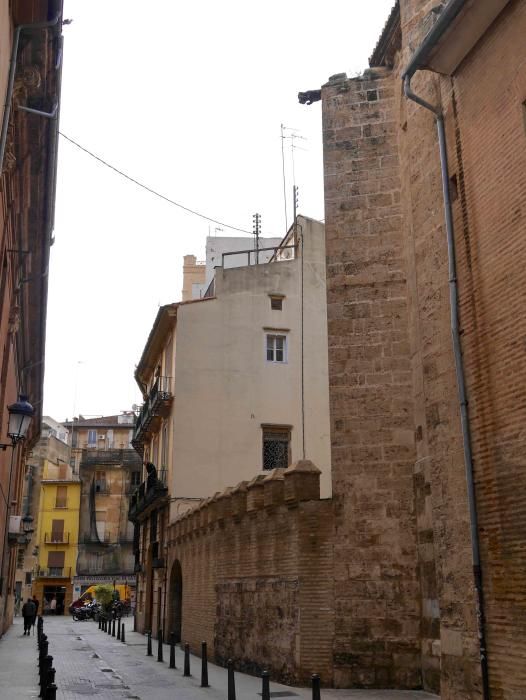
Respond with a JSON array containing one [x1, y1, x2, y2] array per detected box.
[[43, 0, 394, 421]]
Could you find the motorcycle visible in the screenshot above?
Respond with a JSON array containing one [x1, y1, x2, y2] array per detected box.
[[72, 601, 100, 621]]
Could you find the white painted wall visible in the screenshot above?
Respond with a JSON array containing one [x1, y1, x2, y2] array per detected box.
[[170, 217, 331, 510]]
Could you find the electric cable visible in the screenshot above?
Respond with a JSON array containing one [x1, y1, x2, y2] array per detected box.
[[59, 132, 252, 234]]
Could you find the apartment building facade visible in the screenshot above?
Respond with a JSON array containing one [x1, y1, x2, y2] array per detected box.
[[63, 414, 141, 599], [130, 216, 331, 635], [0, 0, 64, 635]]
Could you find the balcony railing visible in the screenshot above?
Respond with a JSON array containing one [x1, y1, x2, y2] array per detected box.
[[36, 567, 72, 579], [132, 377, 173, 450], [54, 500, 68, 509], [44, 532, 70, 544], [128, 469, 168, 521], [79, 449, 142, 469]]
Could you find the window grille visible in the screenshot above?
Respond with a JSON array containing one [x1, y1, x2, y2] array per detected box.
[[262, 426, 291, 470]]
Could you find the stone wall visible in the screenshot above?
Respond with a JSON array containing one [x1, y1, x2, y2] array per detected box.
[[166, 461, 334, 685], [322, 68, 421, 689], [322, 0, 526, 697]]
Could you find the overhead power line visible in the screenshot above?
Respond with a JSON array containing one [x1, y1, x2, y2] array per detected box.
[[59, 132, 252, 234]]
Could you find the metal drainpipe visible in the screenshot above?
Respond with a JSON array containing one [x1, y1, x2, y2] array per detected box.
[[0, 13, 61, 174], [403, 74, 490, 699]]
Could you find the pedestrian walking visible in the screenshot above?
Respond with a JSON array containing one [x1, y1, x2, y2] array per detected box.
[[21, 598, 36, 636], [50, 596, 57, 615]]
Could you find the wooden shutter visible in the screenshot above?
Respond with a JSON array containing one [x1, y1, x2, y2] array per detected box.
[[47, 551, 65, 567], [55, 485, 67, 508], [51, 520, 64, 542]]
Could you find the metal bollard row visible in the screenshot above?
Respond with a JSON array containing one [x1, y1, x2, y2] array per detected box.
[[139, 629, 322, 698], [36, 617, 57, 700]]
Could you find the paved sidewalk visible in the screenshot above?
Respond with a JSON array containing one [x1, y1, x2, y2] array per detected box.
[[0, 616, 439, 700]]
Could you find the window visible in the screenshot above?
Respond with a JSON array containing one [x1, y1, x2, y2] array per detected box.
[[87, 429, 97, 446], [55, 485, 67, 509], [47, 550, 65, 576], [95, 470, 107, 493], [266, 334, 287, 363], [25, 572, 32, 585], [131, 471, 141, 487], [51, 519, 64, 542], [262, 425, 291, 470], [269, 295, 284, 311]]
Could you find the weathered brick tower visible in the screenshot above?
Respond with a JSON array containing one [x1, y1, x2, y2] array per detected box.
[[318, 0, 526, 697]]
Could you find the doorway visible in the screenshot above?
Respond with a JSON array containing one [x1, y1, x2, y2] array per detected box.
[[168, 560, 183, 642]]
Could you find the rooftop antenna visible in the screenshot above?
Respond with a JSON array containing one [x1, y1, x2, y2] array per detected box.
[[280, 124, 288, 234], [281, 125, 306, 234], [252, 213, 261, 265]]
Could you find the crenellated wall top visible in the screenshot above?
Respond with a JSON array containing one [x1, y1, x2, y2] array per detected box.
[[169, 460, 321, 540]]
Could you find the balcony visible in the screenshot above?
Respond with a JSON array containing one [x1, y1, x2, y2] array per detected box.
[[35, 567, 72, 579], [44, 532, 70, 544], [128, 469, 168, 522], [132, 376, 173, 452], [80, 448, 142, 470]]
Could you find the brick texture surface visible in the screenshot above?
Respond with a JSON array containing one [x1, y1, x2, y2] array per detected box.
[[322, 0, 526, 697], [322, 69, 421, 690]]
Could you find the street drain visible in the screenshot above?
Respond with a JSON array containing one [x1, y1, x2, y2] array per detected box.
[[100, 667, 114, 672], [92, 653, 100, 658], [259, 694, 300, 698]]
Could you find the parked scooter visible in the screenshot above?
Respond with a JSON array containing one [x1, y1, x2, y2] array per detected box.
[[71, 601, 100, 621]]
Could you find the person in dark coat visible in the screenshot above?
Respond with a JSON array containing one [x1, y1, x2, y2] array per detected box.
[[21, 598, 36, 635]]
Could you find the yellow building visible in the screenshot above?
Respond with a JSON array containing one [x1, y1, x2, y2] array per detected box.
[[33, 459, 80, 615]]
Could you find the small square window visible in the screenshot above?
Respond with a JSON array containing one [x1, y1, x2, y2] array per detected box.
[[266, 334, 287, 363], [270, 296, 283, 311], [262, 426, 291, 470]]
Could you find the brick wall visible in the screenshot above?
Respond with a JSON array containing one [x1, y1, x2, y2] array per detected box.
[[165, 462, 335, 685], [321, 0, 525, 697], [322, 68, 421, 689]]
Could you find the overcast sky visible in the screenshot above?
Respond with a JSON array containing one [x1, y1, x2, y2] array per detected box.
[[43, 0, 394, 422]]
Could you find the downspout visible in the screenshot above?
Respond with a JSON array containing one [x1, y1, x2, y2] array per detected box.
[[402, 68, 490, 700]]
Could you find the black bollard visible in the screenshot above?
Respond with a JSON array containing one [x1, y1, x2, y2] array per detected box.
[[108, 618, 112, 636], [261, 670, 270, 700], [39, 655, 53, 696], [112, 618, 116, 637], [311, 673, 321, 700], [147, 630, 152, 656], [44, 684, 57, 700], [45, 667, 56, 698], [169, 632, 176, 669], [121, 623, 125, 643], [183, 643, 191, 676], [117, 618, 121, 641], [157, 629, 164, 662], [98, 617, 101, 630], [227, 658, 236, 700], [201, 641, 209, 688]]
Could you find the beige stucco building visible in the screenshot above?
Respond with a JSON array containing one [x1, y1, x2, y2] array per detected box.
[[130, 215, 331, 634]]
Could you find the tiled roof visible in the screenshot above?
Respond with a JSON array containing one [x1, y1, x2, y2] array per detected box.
[[369, 1, 401, 68]]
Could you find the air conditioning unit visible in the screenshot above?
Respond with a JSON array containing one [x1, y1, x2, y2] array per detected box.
[[98, 435, 105, 440]]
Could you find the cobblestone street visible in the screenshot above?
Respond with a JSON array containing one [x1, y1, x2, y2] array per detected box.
[[0, 617, 438, 700]]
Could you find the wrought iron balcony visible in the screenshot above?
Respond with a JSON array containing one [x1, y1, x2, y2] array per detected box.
[[128, 469, 168, 522], [44, 532, 70, 544], [79, 448, 142, 469], [35, 567, 72, 579], [132, 376, 173, 452]]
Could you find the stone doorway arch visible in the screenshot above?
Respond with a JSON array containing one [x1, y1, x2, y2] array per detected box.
[[168, 560, 183, 642]]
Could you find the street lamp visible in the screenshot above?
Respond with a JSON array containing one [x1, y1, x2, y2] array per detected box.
[[0, 395, 34, 449]]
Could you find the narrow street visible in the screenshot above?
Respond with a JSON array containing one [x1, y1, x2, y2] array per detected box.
[[0, 616, 438, 700]]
